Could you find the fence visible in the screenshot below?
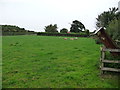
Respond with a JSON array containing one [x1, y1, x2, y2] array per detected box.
[[100, 46, 120, 74]]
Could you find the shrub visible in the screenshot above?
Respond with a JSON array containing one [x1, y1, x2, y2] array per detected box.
[[60, 28, 68, 33], [85, 29, 90, 36], [106, 18, 120, 47], [37, 32, 89, 37], [44, 24, 58, 33]]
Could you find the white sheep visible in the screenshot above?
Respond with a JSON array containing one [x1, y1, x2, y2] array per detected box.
[[70, 38, 74, 40], [74, 37, 78, 40], [64, 38, 68, 40]]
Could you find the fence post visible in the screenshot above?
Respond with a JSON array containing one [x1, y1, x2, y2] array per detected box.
[[101, 47, 105, 74]]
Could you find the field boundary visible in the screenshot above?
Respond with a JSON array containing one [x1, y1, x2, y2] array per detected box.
[[100, 46, 120, 74], [37, 32, 89, 37]]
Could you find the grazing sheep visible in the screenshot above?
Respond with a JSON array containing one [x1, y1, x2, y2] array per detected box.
[[64, 38, 68, 40], [74, 37, 78, 40], [70, 38, 74, 40]]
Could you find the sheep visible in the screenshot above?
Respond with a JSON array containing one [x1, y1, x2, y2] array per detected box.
[[64, 38, 68, 40], [74, 37, 78, 40], [70, 38, 74, 40]]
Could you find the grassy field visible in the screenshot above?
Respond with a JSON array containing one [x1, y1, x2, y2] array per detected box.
[[2, 35, 119, 88]]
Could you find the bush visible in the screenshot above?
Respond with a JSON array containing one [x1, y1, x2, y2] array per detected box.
[[60, 28, 68, 33], [106, 18, 120, 47], [85, 29, 90, 36], [44, 24, 58, 33]]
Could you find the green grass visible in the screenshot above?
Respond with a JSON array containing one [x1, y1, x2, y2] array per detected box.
[[2, 35, 119, 88]]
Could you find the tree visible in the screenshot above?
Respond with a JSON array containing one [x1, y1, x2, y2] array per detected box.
[[96, 7, 118, 29], [60, 28, 68, 33], [115, 11, 120, 20], [96, 7, 120, 46], [1, 25, 27, 32], [70, 20, 85, 33], [85, 29, 90, 36], [44, 24, 58, 33], [106, 18, 120, 41]]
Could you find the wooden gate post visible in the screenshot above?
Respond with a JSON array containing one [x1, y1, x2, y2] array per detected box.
[[100, 46, 105, 74]]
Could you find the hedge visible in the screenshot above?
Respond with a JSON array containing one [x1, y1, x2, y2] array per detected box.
[[37, 32, 89, 37], [2, 31, 37, 36]]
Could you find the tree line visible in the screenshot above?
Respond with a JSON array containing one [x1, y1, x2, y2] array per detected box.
[[44, 20, 88, 33], [1, 6, 119, 39], [38, 20, 90, 37], [1, 25, 35, 32], [1, 25, 36, 35], [1, 20, 90, 36], [43, 20, 90, 37]]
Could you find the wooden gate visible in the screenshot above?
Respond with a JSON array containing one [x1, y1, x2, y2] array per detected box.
[[100, 46, 120, 74]]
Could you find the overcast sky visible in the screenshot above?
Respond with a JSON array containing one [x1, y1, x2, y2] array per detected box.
[[0, 0, 119, 32]]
